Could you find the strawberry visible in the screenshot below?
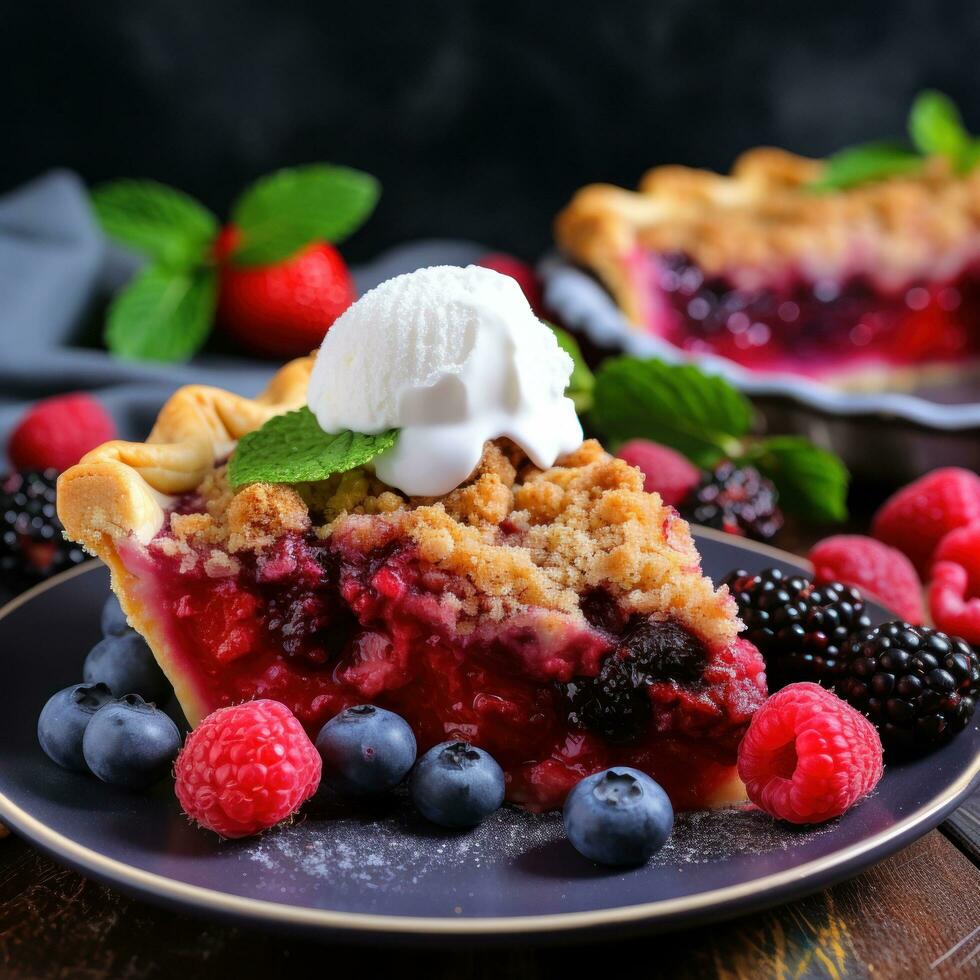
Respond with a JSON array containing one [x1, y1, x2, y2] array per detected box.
[[91, 165, 379, 363], [214, 227, 356, 358]]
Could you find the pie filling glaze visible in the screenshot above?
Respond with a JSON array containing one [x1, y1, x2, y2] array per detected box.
[[630, 249, 980, 379], [109, 439, 766, 812]]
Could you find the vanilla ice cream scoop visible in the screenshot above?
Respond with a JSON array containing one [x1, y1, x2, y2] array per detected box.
[[307, 265, 583, 495]]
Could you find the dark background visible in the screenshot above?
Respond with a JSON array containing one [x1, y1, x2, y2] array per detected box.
[[5, 0, 980, 260]]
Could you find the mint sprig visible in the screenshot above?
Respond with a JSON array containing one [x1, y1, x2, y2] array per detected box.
[[589, 357, 849, 521], [230, 165, 380, 266], [92, 163, 380, 363], [228, 407, 398, 489], [809, 90, 980, 191]]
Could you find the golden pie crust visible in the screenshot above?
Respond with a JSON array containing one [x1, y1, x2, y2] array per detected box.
[[56, 357, 311, 720], [555, 148, 980, 321], [57, 356, 312, 553]]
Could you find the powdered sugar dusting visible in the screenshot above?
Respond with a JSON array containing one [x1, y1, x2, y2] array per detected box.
[[656, 805, 835, 866], [245, 796, 565, 890], [241, 794, 834, 891]]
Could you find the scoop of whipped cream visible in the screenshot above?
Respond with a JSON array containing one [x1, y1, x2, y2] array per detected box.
[[307, 264, 583, 496]]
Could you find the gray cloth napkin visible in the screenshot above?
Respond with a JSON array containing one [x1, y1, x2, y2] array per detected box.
[[0, 169, 487, 466]]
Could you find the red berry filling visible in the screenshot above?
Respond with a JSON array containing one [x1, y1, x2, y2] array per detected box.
[[121, 506, 767, 812], [630, 250, 980, 379]]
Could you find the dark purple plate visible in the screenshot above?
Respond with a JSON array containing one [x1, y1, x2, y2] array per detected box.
[[0, 530, 977, 944]]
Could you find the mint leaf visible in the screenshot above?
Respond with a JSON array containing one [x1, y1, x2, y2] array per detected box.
[[742, 436, 849, 522], [549, 323, 594, 412], [91, 180, 218, 268], [105, 265, 216, 362], [591, 357, 751, 466], [230, 164, 380, 266], [908, 90, 972, 169], [229, 407, 398, 488], [808, 142, 922, 192]]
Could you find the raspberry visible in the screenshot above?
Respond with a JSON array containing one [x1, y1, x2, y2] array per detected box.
[[680, 462, 783, 541], [928, 524, 980, 642], [928, 562, 980, 644], [808, 535, 924, 624], [615, 439, 701, 507], [174, 700, 321, 838], [932, 522, 980, 595], [871, 468, 980, 573], [8, 393, 116, 473], [476, 253, 543, 313], [737, 682, 883, 824]]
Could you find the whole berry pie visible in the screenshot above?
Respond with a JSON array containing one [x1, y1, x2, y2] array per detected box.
[[556, 149, 980, 390], [57, 269, 767, 813]]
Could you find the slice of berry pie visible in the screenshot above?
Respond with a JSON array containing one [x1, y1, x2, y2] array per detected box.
[[556, 149, 980, 389], [58, 269, 766, 812]]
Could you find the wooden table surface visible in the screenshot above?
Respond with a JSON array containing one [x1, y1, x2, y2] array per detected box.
[[2, 521, 979, 979]]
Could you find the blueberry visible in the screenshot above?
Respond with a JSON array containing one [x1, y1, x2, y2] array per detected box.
[[82, 694, 181, 790], [563, 767, 673, 866], [83, 632, 171, 704], [410, 741, 505, 828], [100, 594, 130, 636], [316, 705, 416, 797], [37, 683, 113, 771]]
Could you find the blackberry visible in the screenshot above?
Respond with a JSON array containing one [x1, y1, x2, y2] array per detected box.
[[580, 588, 629, 635], [564, 656, 649, 743], [562, 618, 708, 742], [724, 567, 871, 688], [0, 470, 86, 594], [264, 588, 357, 666], [681, 462, 783, 541], [835, 621, 979, 754], [623, 618, 708, 683]]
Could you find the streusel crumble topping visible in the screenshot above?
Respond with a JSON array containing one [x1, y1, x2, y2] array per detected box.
[[558, 148, 980, 285], [153, 439, 738, 648]]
